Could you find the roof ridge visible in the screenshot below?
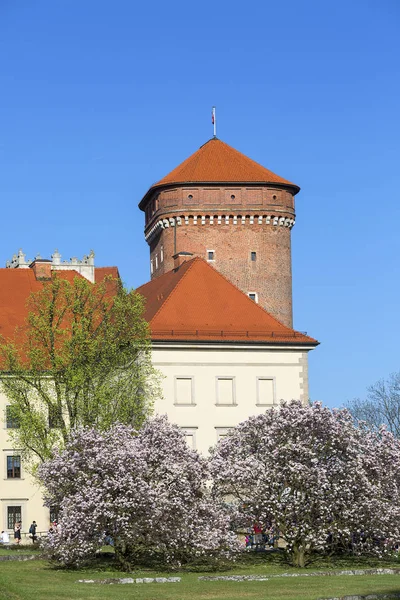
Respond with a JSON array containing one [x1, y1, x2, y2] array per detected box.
[[146, 258, 199, 323], [95, 266, 119, 270]]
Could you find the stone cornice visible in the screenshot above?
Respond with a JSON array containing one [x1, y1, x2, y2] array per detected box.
[[145, 213, 295, 242]]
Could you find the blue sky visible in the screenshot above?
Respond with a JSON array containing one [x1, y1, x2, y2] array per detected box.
[[1, 0, 399, 408]]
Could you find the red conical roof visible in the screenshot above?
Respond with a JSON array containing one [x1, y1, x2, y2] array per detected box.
[[155, 138, 299, 189]]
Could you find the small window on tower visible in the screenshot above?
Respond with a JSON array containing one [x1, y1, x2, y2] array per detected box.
[[248, 292, 258, 302], [207, 250, 215, 262], [251, 251, 257, 262]]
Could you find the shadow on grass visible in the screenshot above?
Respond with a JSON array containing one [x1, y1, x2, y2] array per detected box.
[[41, 548, 400, 578]]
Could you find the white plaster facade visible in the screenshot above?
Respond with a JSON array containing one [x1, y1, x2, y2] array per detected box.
[[0, 392, 50, 539], [0, 341, 311, 535], [152, 342, 310, 455]]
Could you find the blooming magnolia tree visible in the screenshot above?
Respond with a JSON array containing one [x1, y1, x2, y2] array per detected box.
[[210, 401, 400, 567], [39, 416, 239, 569]]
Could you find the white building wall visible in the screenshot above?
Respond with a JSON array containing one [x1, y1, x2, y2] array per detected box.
[[0, 401, 51, 538], [0, 342, 311, 534], [152, 343, 310, 455]]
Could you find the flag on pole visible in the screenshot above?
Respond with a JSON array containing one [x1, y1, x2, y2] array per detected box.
[[211, 106, 216, 137]]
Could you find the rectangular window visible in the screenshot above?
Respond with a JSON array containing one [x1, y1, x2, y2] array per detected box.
[[160, 246, 164, 263], [215, 427, 232, 442], [174, 377, 194, 405], [155, 255, 158, 269], [180, 428, 197, 450], [6, 406, 19, 429], [248, 292, 258, 303], [7, 506, 21, 530], [207, 250, 215, 261], [50, 506, 58, 524], [251, 251, 257, 261], [48, 405, 62, 429], [257, 377, 275, 406], [150, 259, 154, 275], [7, 455, 21, 479], [216, 377, 236, 405]]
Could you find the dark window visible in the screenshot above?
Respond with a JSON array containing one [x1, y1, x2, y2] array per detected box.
[[7, 456, 21, 479], [6, 406, 19, 429], [7, 506, 21, 529], [50, 506, 58, 524], [48, 406, 62, 429], [231, 194, 236, 199], [207, 251, 215, 261], [248, 293, 257, 302], [251, 251, 257, 262], [188, 194, 193, 199]]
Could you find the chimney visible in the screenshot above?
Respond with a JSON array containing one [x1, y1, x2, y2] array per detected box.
[[172, 251, 193, 270], [29, 258, 52, 280]]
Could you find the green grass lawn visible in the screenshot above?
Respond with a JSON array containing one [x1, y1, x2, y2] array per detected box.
[[1, 550, 400, 600]]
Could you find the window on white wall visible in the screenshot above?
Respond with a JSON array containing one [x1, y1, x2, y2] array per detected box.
[[5, 406, 19, 429], [174, 377, 195, 405], [257, 377, 275, 406], [7, 506, 21, 530], [215, 427, 232, 442], [7, 455, 21, 479], [216, 377, 236, 405], [180, 427, 197, 450]]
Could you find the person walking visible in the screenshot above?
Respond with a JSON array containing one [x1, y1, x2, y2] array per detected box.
[[29, 521, 37, 543], [14, 521, 21, 545]]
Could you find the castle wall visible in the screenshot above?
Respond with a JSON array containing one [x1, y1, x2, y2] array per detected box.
[[144, 185, 296, 328], [152, 343, 309, 454], [0, 344, 310, 533]]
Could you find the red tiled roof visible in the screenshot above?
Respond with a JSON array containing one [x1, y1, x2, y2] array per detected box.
[[0, 268, 119, 342], [95, 266, 120, 282], [137, 258, 317, 345], [155, 138, 298, 188]]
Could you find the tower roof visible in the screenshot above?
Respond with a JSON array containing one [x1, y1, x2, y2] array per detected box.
[[137, 258, 317, 346], [139, 138, 299, 208]]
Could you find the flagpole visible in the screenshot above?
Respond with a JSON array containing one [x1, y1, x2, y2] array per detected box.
[[212, 106, 216, 138]]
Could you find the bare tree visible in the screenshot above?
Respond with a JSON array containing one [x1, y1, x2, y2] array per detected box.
[[346, 372, 400, 437]]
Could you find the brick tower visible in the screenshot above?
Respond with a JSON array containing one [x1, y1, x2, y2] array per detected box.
[[138, 138, 300, 328]]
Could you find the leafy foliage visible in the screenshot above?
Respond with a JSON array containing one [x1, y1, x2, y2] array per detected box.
[[210, 401, 400, 567], [0, 274, 160, 463], [38, 416, 240, 569]]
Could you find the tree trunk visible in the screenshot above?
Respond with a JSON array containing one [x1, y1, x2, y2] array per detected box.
[[292, 543, 307, 568]]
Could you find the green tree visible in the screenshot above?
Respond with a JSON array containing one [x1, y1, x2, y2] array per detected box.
[[0, 273, 160, 464]]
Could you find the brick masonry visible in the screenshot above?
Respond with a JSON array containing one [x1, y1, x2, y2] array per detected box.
[[142, 184, 298, 328]]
